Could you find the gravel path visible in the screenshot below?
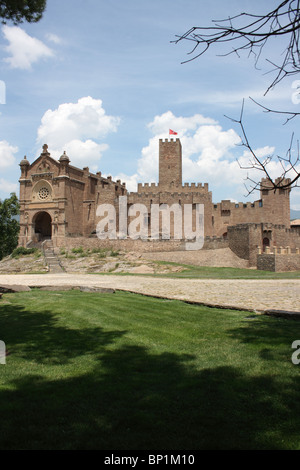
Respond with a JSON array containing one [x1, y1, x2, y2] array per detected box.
[[0, 273, 299, 313]]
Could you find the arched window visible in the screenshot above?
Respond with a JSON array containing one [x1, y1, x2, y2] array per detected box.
[[32, 180, 53, 202], [263, 237, 270, 251]]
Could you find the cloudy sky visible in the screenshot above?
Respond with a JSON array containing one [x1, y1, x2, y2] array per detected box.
[[1, 0, 300, 211]]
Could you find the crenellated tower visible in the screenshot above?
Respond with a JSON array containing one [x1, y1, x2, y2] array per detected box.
[[159, 138, 182, 189]]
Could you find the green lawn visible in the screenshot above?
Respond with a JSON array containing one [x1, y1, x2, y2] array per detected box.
[[0, 289, 300, 450], [154, 263, 300, 279]]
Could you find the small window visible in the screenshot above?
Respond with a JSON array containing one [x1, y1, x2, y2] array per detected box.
[[221, 209, 231, 216]]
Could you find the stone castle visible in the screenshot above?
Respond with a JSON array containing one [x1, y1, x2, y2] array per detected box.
[[18, 138, 300, 270]]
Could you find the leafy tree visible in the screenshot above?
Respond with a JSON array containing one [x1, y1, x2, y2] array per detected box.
[[0, 193, 20, 260], [0, 0, 47, 24]]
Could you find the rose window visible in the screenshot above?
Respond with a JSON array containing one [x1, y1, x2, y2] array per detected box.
[[38, 187, 50, 200]]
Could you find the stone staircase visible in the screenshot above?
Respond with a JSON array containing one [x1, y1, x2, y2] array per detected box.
[[42, 240, 64, 273]]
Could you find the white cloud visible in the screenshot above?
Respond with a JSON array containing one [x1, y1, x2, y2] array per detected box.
[[113, 111, 247, 196], [2, 25, 54, 70], [0, 178, 18, 195], [291, 188, 300, 211], [147, 111, 216, 135], [36, 97, 120, 169], [136, 111, 242, 187], [113, 172, 138, 192], [0, 140, 18, 169], [45, 33, 61, 44], [50, 139, 109, 171], [117, 110, 295, 204]]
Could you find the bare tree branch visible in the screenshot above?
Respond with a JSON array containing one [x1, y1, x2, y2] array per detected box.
[[249, 97, 300, 124], [173, 0, 300, 94], [173, 1, 300, 194], [226, 101, 300, 196]]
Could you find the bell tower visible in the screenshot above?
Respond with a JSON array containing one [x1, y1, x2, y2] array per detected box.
[[158, 138, 182, 189]]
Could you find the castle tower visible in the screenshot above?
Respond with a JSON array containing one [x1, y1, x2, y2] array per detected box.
[[159, 138, 182, 189], [260, 177, 291, 227]]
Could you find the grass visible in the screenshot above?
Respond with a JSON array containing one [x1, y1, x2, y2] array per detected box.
[[1, 289, 300, 450], [158, 263, 300, 279], [89, 260, 300, 279]]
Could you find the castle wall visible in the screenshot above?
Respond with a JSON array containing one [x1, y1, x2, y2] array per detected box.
[[257, 250, 300, 272], [18, 139, 293, 268], [212, 178, 291, 238], [228, 223, 300, 267], [53, 236, 186, 253]]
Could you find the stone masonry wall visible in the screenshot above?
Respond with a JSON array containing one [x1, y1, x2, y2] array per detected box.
[[257, 249, 300, 271], [53, 236, 186, 253]]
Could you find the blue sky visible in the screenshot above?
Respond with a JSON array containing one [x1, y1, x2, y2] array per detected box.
[[1, 0, 300, 212]]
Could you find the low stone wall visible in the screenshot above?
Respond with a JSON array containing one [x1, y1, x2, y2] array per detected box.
[[53, 236, 187, 253], [203, 236, 229, 250], [53, 234, 229, 254], [257, 247, 300, 272]]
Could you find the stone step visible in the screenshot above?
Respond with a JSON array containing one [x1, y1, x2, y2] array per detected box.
[[42, 243, 64, 272]]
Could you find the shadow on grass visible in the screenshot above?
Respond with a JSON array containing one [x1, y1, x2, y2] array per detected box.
[[0, 303, 126, 364], [1, 303, 300, 450], [228, 314, 300, 362]]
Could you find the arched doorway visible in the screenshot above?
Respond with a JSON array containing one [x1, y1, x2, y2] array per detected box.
[[263, 237, 270, 252], [34, 211, 52, 241]]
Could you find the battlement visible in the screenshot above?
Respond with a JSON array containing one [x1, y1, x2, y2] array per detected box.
[[159, 138, 181, 144], [213, 200, 263, 210], [137, 182, 209, 193], [257, 247, 300, 271], [258, 246, 300, 255], [260, 177, 291, 192]]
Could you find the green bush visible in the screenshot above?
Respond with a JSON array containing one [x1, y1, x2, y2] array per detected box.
[[11, 247, 37, 258], [71, 246, 84, 254], [110, 249, 120, 257]]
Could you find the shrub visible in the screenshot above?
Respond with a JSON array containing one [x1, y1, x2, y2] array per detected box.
[[71, 246, 84, 254], [110, 249, 120, 257], [11, 247, 37, 258]]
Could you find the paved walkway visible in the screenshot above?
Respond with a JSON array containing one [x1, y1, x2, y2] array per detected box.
[[0, 273, 299, 313]]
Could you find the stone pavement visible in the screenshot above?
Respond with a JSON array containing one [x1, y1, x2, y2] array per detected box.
[[0, 273, 299, 313]]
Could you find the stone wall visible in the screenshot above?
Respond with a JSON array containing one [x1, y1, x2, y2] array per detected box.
[[53, 236, 186, 254], [203, 236, 229, 250], [257, 247, 300, 272], [228, 223, 300, 267], [228, 224, 251, 261]]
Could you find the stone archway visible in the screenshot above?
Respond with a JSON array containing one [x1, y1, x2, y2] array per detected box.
[[33, 211, 52, 241]]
